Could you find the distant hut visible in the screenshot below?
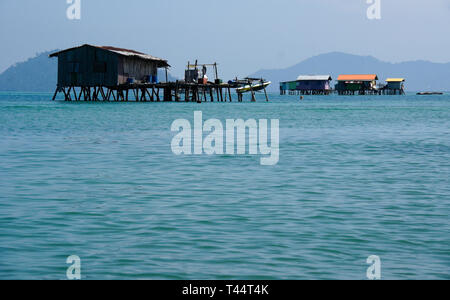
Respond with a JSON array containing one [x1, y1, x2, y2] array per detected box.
[[280, 75, 332, 95], [336, 74, 379, 95], [279, 80, 298, 95], [384, 78, 405, 95], [49, 44, 170, 100], [296, 75, 332, 95]]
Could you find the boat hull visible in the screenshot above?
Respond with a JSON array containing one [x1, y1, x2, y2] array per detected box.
[[236, 82, 271, 93]]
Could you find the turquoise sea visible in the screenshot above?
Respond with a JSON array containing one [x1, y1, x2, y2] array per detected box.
[[0, 92, 449, 280]]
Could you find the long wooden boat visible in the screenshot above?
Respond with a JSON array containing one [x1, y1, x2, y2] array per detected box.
[[236, 81, 271, 93], [417, 92, 444, 95]]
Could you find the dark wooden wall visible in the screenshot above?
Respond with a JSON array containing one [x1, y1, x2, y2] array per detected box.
[[56, 45, 160, 87], [57, 46, 119, 87]]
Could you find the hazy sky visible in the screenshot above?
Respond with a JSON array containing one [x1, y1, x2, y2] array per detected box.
[[1, 0, 449, 79]]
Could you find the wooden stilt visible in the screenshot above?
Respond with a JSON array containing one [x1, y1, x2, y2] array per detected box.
[[141, 88, 146, 101], [92, 87, 98, 101], [145, 88, 152, 101], [55, 81, 258, 105], [95, 87, 100, 101], [133, 88, 138, 102], [62, 87, 68, 101], [100, 87, 106, 101], [264, 87, 269, 102], [175, 83, 180, 102], [250, 86, 256, 102], [78, 87, 83, 101], [67, 87, 73, 101], [52, 88, 59, 101], [73, 87, 79, 101]]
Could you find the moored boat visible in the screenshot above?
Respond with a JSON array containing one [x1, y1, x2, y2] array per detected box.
[[417, 92, 444, 95], [236, 81, 271, 93]]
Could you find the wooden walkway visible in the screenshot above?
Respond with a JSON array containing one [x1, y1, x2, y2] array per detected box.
[[52, 82, 265, 102]]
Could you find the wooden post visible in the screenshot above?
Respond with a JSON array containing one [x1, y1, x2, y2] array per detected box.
[[175, 82, 180, 102], [196, 86, 201, 104], [145, 88, 152, 101], [52, 88, 59, 101], [95, 87, 100, 101], [62, 87, 68, 101], [103, 87, 109, 101], [93, 87, 98, 101], [141, 88, 146, 101], [250, 86, 256, 102], [214, 63, 218, 81], [134, 88, 138, 102], [67, 87, 73, 101], [73, 87, 79, 101], [228, 87, 232, 102]]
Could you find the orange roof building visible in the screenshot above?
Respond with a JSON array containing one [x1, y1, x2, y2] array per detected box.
[[335, 74, 379, 95], [337, 74, 378, 82]]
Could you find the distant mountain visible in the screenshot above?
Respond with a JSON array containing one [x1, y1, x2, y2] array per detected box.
[[249, 52, 450, 92], [0, 51, 178, 92], [0, 51, 58, 92], [2, 51, 448, 92]]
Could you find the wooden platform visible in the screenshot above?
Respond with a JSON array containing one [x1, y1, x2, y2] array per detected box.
[[52, 82, 265, 102]]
